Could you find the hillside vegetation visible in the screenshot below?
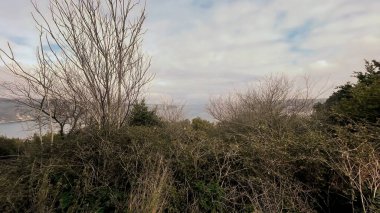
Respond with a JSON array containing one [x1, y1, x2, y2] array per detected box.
[[0, 61, 379, 212], [0, 0, 379, 211]]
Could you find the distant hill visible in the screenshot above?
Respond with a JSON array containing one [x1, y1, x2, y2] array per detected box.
[[0, 98, 211, 124], [0, 98, 31, 123], [149, 103, 213, 121], [0, 98, 325, 124]]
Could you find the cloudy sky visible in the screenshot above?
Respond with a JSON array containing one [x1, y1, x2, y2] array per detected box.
[[0, 0, 379, 107]]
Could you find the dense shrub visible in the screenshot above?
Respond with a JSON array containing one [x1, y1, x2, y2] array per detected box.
[[315, 60, 380, 124], [129, 100, 161, 127], [0, 137, 21, 156], [0, 63, 379, 212], [0, 116, 378, 212]]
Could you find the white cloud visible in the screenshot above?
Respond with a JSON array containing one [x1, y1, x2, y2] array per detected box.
[[0, 0, 379, 107], [145, 0, 380, 103]]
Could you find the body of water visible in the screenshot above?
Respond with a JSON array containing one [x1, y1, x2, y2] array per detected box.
[[0, 104, 212, 139], [0, 121, 41, 139]]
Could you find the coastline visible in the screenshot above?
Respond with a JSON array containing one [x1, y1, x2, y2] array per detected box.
[[0, 119, 34, 125]]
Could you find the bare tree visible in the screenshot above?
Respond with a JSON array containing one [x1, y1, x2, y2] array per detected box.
[[0, 32, 57, 144], [0, 0, 153, 137], [327, 125, 380, 213], [208, 75, 317, 127], [155, 98, 185, 123]]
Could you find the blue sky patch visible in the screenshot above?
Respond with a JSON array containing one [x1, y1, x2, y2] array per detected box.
[[192, 0, 214, 9], [285, 19, 314, 43], [10, 36, 28, 46], [284, 19, 315, 54], [42, 43, 61, 52]]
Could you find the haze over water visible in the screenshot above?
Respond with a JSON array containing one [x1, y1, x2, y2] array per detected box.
[[0, 121, 39, 138]]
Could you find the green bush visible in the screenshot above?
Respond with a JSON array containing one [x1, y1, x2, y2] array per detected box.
[[1, 65, 380, 212], [129, 99, 161, 127], [315, 60, 380, 124], [0, 137, 21, 156]]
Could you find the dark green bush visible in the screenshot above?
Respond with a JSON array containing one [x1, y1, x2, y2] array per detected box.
[[0, 136, 21, 156], [1, 62, 379, 212]]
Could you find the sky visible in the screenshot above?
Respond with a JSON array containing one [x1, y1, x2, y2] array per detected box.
[[0, 0, 379, 108]]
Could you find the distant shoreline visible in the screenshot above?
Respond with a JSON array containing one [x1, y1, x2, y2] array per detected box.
[[0, 120, 34, 125]]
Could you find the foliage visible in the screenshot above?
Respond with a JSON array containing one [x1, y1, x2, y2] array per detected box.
[[129, 100, 161, 127], [0, 0, 378, 212], [0, 63, 380, 212], [315, 60, 380, 124], [0, 137, 21, 156], [191, 117, 216, 136]]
